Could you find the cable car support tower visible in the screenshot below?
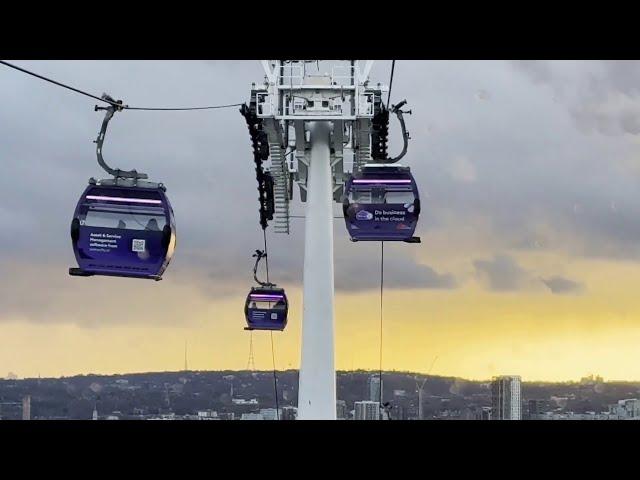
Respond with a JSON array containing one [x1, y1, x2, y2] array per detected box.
[[245, 60, 388, 419]]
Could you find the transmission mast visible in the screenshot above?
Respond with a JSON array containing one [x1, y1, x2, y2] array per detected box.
[[246, 61, 387, 419], [247, 332, 256, 371]]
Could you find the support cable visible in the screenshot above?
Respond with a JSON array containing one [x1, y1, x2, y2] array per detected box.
[[0, 60, 243, 111], [263, 230, 270, 284], [263, 229, 280, 420], [387, 60, 395, 109], [379, 59, 396, 420], [270, 332, 280, 420], [379, 241, 385, 419]]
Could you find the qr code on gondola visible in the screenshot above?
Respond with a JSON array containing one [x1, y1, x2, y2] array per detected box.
[[132, 239, 146, 252]]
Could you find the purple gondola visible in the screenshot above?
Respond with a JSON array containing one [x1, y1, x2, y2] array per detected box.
[[342, 164, 421, 242], [244, 287, 288, 331], [69, 94, 177, 280], [69, 181, 176, 280]]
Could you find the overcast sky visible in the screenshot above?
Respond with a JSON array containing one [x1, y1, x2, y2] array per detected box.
[[1, 60, 640, 381]]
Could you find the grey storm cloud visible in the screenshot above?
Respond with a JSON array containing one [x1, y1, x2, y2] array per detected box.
[[412, 60, 640, 262], [512, 60, 640, 137], [333, 242, 456, 292], [473, 254, 586, 295], [2, 60, 640, 326], [541, 276, 585, 295], [473, 254, 529, 292]]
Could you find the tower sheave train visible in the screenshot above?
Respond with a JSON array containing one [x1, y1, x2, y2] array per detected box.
[[244, 61, 418, 419]]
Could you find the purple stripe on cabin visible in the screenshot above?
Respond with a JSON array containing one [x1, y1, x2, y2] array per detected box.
[[352, 179, 412, 184], [250, 294, 284, 300], [86, 195, 162, 205]]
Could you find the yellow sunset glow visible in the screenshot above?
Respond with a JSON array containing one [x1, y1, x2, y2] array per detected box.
[[2, 248, 640, 382]]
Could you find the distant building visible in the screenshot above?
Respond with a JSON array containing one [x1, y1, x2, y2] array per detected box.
[[354, 401, 380, 420], [148, 413, 176, 420], [259, 408, 281, 420], [114, 379, 129, 388], [537, 412, 615, 420], [527, 399, 545, 420], [367, 376, 382, 403], [336, 400, 348, 419], [232, 398, 259, 405], [608, 399, 640, 419], [218, 412, 235, 421], [241, 413, 264, 420], [476, 406, 492, 420], [92, 404, 98, 420], [197, 410, 218, 419], [393, 389, 407, 398], [491, 376, 521, 420], [22, 395, 31, 421], [580, 374, 604, 385], [281, 406, 297, 420], [390, 404, 406, 420]]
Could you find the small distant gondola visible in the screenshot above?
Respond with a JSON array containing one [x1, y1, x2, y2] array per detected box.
[[342, 163, 421, 242], [244, 250, 288, 331], [245, 286, 288, 331]]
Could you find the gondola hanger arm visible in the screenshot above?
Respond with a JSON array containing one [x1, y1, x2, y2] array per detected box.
[[94, 93, 148, 181], [386, 99, 412, 163], [252, 249, 275, 287]]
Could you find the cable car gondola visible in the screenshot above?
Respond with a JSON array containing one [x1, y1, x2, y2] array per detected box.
[[342, 163, 421, 242], [244, 250, 288, 331], [341, 99, 420, 243], [70, 180, 176, 280], [69, 95, 177, 280]]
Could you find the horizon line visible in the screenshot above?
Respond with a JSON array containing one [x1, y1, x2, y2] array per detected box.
[[4, 369, 637, 385]]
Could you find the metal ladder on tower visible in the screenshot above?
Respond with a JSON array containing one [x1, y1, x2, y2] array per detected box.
[[353, 117, 373, 173], [269, 142, 291, 234], [355, 144, 371, 172]]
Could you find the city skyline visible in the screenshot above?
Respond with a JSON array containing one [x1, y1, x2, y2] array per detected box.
[[2, 370, 638, 421], [2, 60, 640, 381]]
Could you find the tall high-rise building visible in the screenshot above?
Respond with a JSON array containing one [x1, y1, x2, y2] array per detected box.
[[491, 376, 521, 420], [354, 401, 380, 420], [367, 376, 383, 403], [22, 395, 31, 421]]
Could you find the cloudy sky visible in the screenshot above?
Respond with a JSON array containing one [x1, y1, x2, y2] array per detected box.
[[1, 60, 640, 382]]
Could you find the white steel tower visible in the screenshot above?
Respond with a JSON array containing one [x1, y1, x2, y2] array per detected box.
[[248, 60, 388, 419]]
